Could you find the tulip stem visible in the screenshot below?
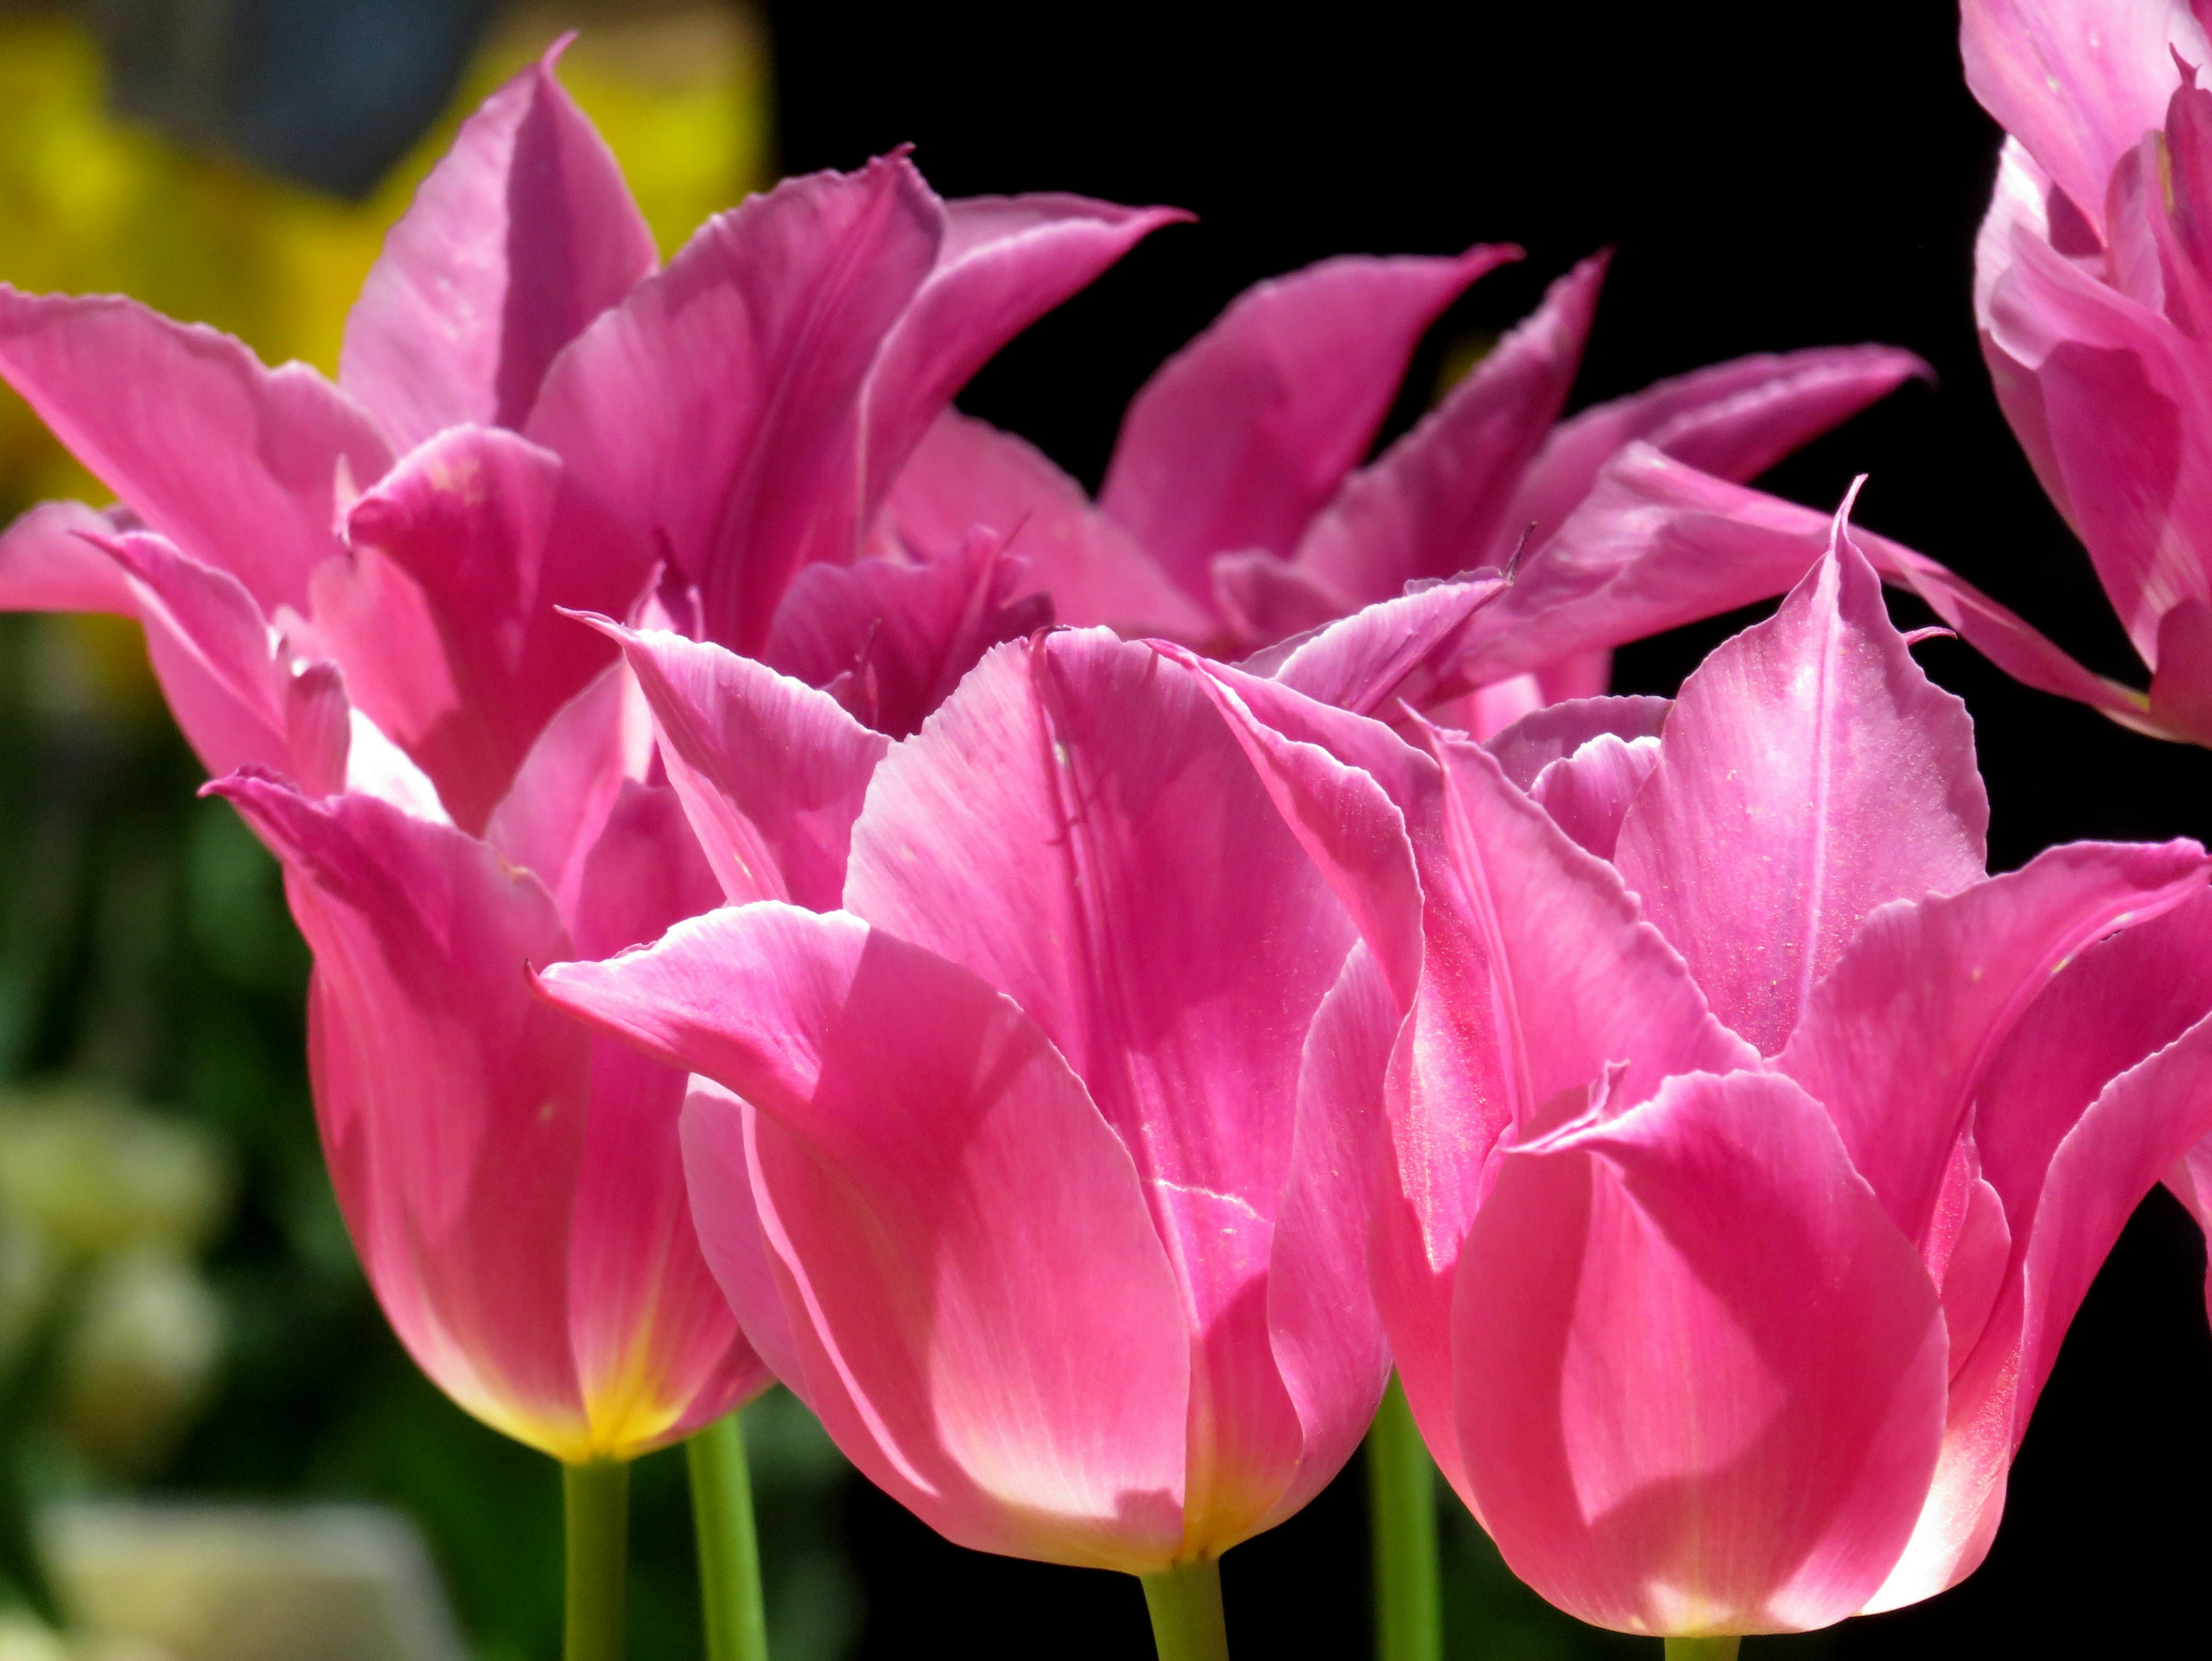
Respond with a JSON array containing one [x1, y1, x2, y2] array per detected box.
[[688, 1411, 770, 1661], [563, 1458, 631, 1661], [1140, 1558, 1231, 1661], [1663, 1640, 1741, 1660], [1367, 1372, 1442, 1661]]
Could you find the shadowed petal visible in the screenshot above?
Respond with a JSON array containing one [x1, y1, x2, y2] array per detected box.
[[1505, 346, 1930, 554], [1483, 695, 1671, 790], [1528, 734, 1661, 861], [764, 528, 1050, 737], [1455, 1069, 1946, 1635], [542, 903, 1192, 1570], [597, 623, 888, 909], [527, 156, 941, 653], [1290, 254, 1607, 606], [879, 410, 1213, 638], [1100, 245, 1520, 596], [339, 47, 658, 449]]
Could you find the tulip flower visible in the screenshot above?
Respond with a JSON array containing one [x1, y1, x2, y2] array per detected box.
[[1957, 0, 2212, 743], [1179, 517, 2212, 1645], [876, 239, 1926, 733], [536, 622, 1412, 1659], [0, 45, 1175, 1660]]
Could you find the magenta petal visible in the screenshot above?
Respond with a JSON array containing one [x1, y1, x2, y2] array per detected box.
[[483, 662, 655, 923], [879, 411, 1213, 638], [213, 775, 596, 1455], [1454, 1069, 1946, 1635], [1506, 346, 1930, 554], [1778, 838, 2212, 1250], [764, 528, 1051, 738], [1380, 732, 1758, 1479], [1243, 574, 1510, 719], [541, 903, 1192, 1570], [853, 194, 1187, 537], [339, 50, 657, 449], [1528, 734, 1661, 862], [1960, 0, 2206, 238], [0, 289, 391, 614], [845, 631, 1359, 1209], [0, 501, 138, 613], [563, 783, 762, 1448], [1099, 244, 1521, 596], [97, 531, 293, 781], [527, 156, 941, 653], [1290, 253, 1607, 606], [1255, 943, 1397, 1529], [1531, 445, 2161, 734], [679, 1077, 806, 1390], [1614, 527, 1988, 1054], [338, 426, 653, 831], [1483, 694, 1671, 790], [599, 623, 888, 910]]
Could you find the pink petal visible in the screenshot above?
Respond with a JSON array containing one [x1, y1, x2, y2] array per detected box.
[[850, 194, 1188, 546], [1865, 885, 2212, 1608], [1613, 524, 1989, 1055], [1099, 245, 1520, 597], [1289, 253, 1607, 607], [2149, 595, 2212, 744], [1960, 0, 2206, 237], [843, 630, 1377, 1539], [338, 47, 658, 450], [1253, 943, 1397, 1530], [1505, 347, 1930, 555], [1529, 734, 1661, 862], [1373, 732, 1759, 1480], [96, 531, 291, 780], [1778, 838, 2212, 1251], [1483, 694, 1671, 790], [526, 156, 941, 653], [1454, 1068, 1947, 1635], [0, 501, 137, 614], [336, 426, 654, 831], [678, 1076, 806, 1390], [1241, 574, 1510, 719], [213, 775, 595, 1457], [1982, 227, 2212, 664], [484, 661, 656, 924], [0, 289, 391, 614], [563, 782, 763, 1451], [1532, 444, 2163, 735], [764, 528, 1050, 737], [1208, 550, 1354, 648], [540, 903, 1192, 1571], [878, 410, 1213, 638], [596, 623, 888, 909]]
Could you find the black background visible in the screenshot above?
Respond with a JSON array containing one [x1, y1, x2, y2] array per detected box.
[[767, 2, 2212, 1655]]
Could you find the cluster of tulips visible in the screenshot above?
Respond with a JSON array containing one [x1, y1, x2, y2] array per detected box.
[[3, 2, 2211, 1657]]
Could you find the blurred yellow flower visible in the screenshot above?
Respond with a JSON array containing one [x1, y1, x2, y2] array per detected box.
[[0, 5, 771, 516]]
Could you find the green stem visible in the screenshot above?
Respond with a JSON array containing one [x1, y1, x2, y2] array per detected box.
[[687, 1412, 770, 1661], [1662, 1639, 1741, 1661], [563, 1458, 631, 1661], [1366, 1372, 1442, 1661], [1140, 1558, 1231, 1661]]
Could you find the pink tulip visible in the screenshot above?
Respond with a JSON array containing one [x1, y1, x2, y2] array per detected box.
[[1958, 0, 2212, 742], [875, 240, 1927, 733], [1177, 519, 2212, 1635], [0, 50, 1173, 1461], [536, 622, 1409, 1571]]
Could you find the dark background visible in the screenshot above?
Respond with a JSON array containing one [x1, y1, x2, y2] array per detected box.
[[768, 2, 2212, 1656]]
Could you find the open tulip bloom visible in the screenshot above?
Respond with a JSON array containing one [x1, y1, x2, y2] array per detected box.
[[0, 43, 1192, 1659], [1158, 517, 2212, 1646], [536, 621, 1410, 1651]]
